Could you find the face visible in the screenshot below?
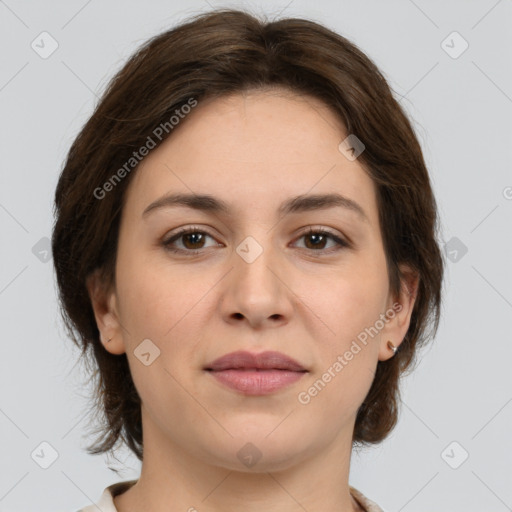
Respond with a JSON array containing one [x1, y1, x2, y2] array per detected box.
[[89, 88, 416, 473]]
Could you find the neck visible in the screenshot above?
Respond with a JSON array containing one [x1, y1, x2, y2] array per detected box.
[[114, 411, 361, 512]]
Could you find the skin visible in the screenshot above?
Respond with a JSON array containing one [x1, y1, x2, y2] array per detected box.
[[88, 87, 418, 512]]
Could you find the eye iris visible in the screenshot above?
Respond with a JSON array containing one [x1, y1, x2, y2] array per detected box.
[[183, 232, 205, 249], [305, 233, 327, 250]]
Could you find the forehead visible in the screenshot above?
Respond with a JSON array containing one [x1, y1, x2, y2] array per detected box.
[[122, 89, 378, 225]]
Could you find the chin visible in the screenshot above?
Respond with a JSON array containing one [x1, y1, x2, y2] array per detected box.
[[202, 429, 313, 473], [212, 446, 307, 474]]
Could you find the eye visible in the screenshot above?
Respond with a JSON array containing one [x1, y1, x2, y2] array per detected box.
[[162, 226, 350, 255], [162, 227, 220, 254], [292, 227, 350, 253]]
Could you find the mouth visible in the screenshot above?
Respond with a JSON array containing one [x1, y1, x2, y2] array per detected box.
[[204, 350, 308, 395]]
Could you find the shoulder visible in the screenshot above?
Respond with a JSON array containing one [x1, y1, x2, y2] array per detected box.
[[75, 479, 138, 512], [350, 485, 386, 512]]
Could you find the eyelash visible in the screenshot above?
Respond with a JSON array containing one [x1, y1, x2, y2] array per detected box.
[[162, 226, 350, 256]]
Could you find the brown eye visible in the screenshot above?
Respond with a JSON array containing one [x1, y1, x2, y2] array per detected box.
[[180, 232, 207, 250], [293, 228, 349, 253], [162, 226, 349, 256], [303, 232, 329, 250], [162, 228, 219, 254]]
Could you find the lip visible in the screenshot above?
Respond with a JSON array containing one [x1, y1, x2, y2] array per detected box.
[[204, 350, 308, 395]]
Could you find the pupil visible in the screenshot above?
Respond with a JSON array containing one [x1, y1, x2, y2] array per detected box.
[[307, 233, 325, 249], [186, 233, 203, 248]]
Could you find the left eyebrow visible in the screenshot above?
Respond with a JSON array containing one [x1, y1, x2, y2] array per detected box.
[[142, 192, 369, 223]]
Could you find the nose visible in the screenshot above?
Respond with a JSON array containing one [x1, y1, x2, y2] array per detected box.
[[220, 236, 294, 330]]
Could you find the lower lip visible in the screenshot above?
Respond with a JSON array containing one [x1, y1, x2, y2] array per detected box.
[[207, 369, 306, 395]]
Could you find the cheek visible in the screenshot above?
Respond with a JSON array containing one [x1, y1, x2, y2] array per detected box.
[[116, 256, 208, 412], [298, 274, 384, 414], [306, 266, 387, 411], [314, 266, 388, 341], [299, 354, 375, 429], [116, 249, 209, 341]]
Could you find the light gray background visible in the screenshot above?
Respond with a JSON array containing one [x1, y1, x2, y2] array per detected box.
[[1, 1, 511, 511]]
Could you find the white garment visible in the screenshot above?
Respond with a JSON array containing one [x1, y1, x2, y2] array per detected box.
[[77, 479, 384, 512]]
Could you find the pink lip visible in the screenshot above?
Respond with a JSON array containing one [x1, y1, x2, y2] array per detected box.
[[205, 350, 307, 396]]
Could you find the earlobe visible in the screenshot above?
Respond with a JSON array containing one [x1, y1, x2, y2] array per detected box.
[[386, 340, 398, 355], [86, 269, 126, 355]]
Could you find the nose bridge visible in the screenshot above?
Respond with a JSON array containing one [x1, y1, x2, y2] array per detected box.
[[233, 231, 280, 293], [223, 229, 292, 325]]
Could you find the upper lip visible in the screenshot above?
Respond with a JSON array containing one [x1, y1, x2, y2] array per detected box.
[[205, 350, 307, 372]]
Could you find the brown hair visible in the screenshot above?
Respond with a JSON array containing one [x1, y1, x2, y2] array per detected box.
[[52, 8, 444, 462]]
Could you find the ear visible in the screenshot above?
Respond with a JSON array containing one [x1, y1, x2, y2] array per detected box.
[[86, 268, 126, 355], [378, 264, 419, 361]]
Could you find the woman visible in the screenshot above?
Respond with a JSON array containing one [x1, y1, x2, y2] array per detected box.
[[52, 8, 444, 512]]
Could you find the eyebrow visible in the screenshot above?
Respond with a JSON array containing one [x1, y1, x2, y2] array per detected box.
[[142, 192, 368, 222]]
